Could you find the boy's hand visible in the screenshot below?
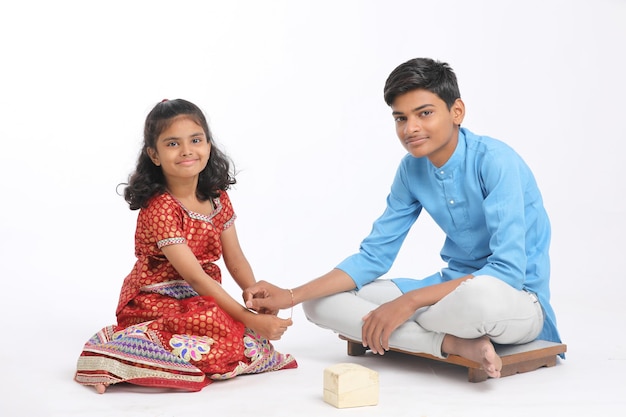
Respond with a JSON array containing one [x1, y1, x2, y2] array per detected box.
[[244, 280, 290, 314], [361, 295, 417, 354]]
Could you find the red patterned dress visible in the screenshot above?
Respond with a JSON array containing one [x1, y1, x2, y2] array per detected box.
[[75, 191, 297, 391]]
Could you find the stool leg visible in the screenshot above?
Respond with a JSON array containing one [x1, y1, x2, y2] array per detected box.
[[347, 340, 367, 356], [467, 367, 489, 383]]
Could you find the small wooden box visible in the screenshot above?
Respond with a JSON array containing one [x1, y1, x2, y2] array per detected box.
[[323, 363, 379, 408]]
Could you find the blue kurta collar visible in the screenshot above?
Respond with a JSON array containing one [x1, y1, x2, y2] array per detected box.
[[430, 128, 467, 177]]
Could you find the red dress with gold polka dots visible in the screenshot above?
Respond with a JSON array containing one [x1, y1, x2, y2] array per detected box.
[[75, 191, 297, 391]]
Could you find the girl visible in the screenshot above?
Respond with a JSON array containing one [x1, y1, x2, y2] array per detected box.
[[75, 99, 297, 393]]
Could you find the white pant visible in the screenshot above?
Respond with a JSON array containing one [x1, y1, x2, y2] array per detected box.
[[302, 275, 544, 358]]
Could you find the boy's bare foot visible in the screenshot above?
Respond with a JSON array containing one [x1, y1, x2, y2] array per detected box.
[[95, 383, 107, 394], [442, 335, 502, 378]]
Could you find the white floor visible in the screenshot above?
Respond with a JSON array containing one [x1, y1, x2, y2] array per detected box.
[[1, 211, 624, 417], [2, 184, 625, 417], [3, 274, 625, 417]]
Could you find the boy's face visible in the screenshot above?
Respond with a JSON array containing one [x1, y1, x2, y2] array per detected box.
[[391, 89, 464, 167]]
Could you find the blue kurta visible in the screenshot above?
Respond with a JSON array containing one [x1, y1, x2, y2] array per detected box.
[[336, 127, 560, 343]]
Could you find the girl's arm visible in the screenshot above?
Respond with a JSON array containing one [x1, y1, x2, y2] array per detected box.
[[220, 224, 256, 291], [160, 243, 291, 339], [220, 224, 279, 315]]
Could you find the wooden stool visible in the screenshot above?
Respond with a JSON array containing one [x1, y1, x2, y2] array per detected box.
[[340, 336, 567, 382]]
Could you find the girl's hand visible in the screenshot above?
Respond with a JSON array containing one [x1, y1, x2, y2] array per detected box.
[[246, 312, 293, 340]]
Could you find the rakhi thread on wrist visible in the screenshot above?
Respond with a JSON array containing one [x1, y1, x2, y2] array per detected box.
[[288, 288, 294, 319]]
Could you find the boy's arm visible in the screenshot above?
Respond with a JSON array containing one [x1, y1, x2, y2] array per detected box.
[[246, 159, 421, 311], [336, 160, 422, 288], [292, 269, 357, 303], [244, 268, 357, 312]]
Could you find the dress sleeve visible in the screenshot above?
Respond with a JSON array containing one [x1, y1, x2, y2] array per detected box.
[[137, 194, 187, 250], [217, 190, 237, 230], [472, 149, 529, 289], [336, 160, 422, 289]]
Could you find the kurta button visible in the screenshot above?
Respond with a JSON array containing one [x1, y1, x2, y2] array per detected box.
[[449, 200, 455, 204], [440, 170, 445, 175]]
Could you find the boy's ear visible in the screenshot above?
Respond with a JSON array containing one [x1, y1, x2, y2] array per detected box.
[[147, 148, 161, 166], [452, 98, 465, 126]]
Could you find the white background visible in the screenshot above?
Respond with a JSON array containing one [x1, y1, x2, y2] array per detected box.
[[0, 0, 625, 416]]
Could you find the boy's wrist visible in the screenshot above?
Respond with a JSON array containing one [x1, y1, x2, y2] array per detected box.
[[286, 288, 296, 307], [405, 290, 425, 311]]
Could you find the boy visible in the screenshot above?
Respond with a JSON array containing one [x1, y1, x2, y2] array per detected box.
[[244, 57, 561, 378]]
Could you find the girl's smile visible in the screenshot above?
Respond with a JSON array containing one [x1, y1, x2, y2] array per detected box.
[[178, 158, 200, 166], [147, 115, 211, 181]]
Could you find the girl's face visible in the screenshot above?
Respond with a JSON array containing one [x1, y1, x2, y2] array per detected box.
[[147, 115, 211, 183]]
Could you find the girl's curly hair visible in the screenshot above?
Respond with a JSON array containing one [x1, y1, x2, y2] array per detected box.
[[122, 99, 236, 210]]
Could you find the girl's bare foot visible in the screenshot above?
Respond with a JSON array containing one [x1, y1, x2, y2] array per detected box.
[[442, 335, 502, 378], [95, 383, 107, 394]]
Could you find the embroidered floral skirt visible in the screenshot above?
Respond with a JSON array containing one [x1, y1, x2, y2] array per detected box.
[[75, 294, 297, 392]]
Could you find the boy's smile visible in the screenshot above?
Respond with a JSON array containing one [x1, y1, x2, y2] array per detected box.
[[391, 89, 465, 167]]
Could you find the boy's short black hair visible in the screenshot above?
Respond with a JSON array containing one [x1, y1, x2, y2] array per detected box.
[[383, 58, 461, 109]]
